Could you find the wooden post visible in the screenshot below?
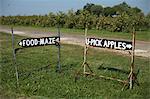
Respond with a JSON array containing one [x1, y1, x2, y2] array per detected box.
[[83, 25, 88, 74], [11, 27, 19, 86], [75, 24, 93, 81], [56, 24, 61, 72], [81, 23, 93, 74], [129, 28, 135, 89]]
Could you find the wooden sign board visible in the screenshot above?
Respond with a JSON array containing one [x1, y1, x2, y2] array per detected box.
[[18, 37, 59, 47], [86, 38, 132, 50]]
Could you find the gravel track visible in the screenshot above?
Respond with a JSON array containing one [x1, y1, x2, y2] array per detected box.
[[0, 26, 149, 58]]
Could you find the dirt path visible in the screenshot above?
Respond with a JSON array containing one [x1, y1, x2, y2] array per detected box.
[[0, 26, 150, 58]]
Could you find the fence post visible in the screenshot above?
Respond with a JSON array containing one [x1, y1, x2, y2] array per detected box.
[[83, 25, 88, 74], [129, 27, 135, 89], [11, 27, 19, 86], [56, 25, 61, 72]]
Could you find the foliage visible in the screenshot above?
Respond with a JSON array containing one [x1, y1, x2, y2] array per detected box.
[[0, 2, 149, 32], [83, 3, 103, 16]]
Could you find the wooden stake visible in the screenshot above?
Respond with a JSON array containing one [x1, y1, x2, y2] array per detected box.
[[75, 23, 93, 79], [129, 27, 136, 89], [83, 26, 87, 74], [11, 27, 19, 86], [56, 24, 61, 72], [84, 72, 128, 84], [122, 28, 139, 90], [82, 24, 93, 74]]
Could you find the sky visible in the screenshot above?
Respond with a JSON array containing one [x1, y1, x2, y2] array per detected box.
[[0, 0, 150, 16]]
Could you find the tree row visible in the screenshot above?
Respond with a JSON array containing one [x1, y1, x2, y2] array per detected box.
[[0, 2, 150, 32]]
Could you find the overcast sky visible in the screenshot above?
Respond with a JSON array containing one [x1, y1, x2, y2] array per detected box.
[[0, 0, 149, 16]]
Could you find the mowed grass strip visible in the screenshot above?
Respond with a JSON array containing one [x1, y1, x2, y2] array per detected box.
[[0, 32, 149, 98], [1, 25, 149, 41]]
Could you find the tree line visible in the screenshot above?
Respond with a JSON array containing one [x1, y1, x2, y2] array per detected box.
[[0, 2, 150, 32]]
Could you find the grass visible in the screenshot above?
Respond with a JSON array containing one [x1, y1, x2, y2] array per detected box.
[[0, 32, 150, 98], [0, 25, 150, 41]]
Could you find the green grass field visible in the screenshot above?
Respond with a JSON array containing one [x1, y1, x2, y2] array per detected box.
[[0, 32, 149, 98], [1, 25, 150, 41]]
